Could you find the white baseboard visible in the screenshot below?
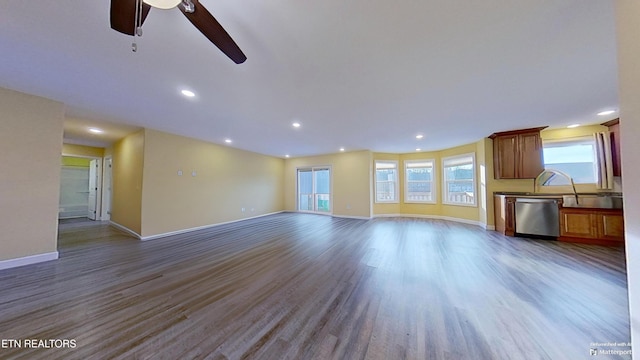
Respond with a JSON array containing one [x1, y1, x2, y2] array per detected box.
[[110, 221, 142, 239], [0, 251, 59, 271], [373, 213, 493, 230], [140, 211, 285, 241], [331, 214, 372, 220]]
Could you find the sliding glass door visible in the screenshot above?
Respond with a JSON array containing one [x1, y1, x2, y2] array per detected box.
[[297, 167, 331, 213]]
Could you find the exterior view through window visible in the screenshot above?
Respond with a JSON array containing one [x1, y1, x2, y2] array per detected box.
[[375, 161, 398, 203], [405, 160, 435, 203], [442, 154, 475, 206], [543, 137, 597, 184], [297, 167, 331, 213]]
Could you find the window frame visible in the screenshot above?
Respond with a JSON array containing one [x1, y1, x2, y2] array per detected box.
[[542, 137, 597, 185], [374, 160, 399, 203], [441, 153, 477, 207], [404, 159, 436, 204]]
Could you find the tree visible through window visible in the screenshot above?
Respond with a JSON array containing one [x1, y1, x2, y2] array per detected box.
[[405, 160, 435, 203], [442, 154, 475, 206], [375, 161, 398, 203]]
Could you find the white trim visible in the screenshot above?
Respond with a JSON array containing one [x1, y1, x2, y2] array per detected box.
[[373, 213, 492, 230], [404, 159, 437, 204], [442, 152, 477, 207], [332, 214, 371, 220], [374, 160, 400, 203], [296, 165, 333, 214], [0, 251, 59, 271], [110, 221, 142, 239], [140, 211, 285, 241]]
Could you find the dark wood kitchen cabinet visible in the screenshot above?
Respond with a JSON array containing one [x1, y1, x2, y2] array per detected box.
[[489, 127, 547, 179], [494, 195, 516, 236], [559, 207, 624, 246]]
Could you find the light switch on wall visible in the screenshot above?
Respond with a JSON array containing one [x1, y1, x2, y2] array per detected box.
[[177, 170, 183, 176], [191, 171, 197, 177]]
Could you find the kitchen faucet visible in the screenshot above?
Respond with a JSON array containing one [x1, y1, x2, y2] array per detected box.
[[534, 169, 579, 204]]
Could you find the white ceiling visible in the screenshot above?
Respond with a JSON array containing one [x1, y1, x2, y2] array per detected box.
[[0, 0, 619, 157]]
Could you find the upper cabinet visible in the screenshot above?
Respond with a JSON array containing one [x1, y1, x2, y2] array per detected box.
[[489, 127, 547, 179], [601, 118, 621, 177]]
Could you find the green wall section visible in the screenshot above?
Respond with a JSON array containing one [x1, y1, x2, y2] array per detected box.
[[61, 156, 91, 167]]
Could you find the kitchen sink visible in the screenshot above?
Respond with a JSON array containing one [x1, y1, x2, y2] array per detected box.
[[562, 195, 623, 209]]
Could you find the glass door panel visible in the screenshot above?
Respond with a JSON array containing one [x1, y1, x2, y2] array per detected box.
[[298, 169, 313, 211], [297, 167, 331, 213], [314, 168, 330, 212]]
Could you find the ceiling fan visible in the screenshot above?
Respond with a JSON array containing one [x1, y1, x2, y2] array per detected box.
[[110, 0, 246, 64]]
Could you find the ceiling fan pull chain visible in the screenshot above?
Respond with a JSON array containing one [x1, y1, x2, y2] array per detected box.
[[132, 0, 142, 52]]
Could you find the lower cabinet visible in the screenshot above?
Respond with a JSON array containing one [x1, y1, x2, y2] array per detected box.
[[494, 195, 516, 236], [559, 208, 625, 245]]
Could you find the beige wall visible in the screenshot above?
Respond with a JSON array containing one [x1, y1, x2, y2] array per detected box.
[[284, 151, 372, 218], [62, 143, 105, 158], [140, 129, 285, 237], [111, 130, 145, 235], [616, 0, 640, 352], [0, 87, 64, 261]]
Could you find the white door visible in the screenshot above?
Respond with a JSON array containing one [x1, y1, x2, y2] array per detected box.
[[88, 159, 100, 220]]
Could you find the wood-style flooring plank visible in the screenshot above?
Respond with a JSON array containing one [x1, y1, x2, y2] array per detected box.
[[0, 214, 631, 359]]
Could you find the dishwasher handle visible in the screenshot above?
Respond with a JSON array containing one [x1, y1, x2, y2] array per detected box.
[[515, 198, 559, 204]]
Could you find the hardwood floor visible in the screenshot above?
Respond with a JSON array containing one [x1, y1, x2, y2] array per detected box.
[[0, 214, 631, 359]]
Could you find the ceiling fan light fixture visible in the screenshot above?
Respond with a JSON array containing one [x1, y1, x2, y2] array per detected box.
[[142, 0, 182, 10]]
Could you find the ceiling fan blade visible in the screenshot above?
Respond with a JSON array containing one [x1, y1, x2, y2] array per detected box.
[[179, 1, 247, 64], [110, 0, 151, 36]]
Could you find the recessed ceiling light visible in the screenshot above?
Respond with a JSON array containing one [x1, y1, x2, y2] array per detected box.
[[339, 148, 345, 152], [292, 122, 301, 128], [567, 124, 580, 128], [416, 134, 424, 139], [224, 138, 232, 143], [88, 128, 103, 134], [597, 110, 615, 116], [181, 89, 195, 97]]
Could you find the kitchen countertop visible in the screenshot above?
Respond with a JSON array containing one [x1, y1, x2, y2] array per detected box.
[[494, 192, 623, 197]]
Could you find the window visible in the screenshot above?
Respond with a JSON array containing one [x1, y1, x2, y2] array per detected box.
[[405, 160, 435, 203], [543, 137, 596, 184], [375, 160, 398, 203], [442, 153, 476, 206]]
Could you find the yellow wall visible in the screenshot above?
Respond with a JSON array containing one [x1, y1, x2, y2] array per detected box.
[[372, 142, 484, 224], [111, 130, 145, 235], [62, 143, 104, 158], [61, 156, 91, 167], [0, 87, 64, 261], [284, 151, 372, 218], [140, 129, 285, 237]]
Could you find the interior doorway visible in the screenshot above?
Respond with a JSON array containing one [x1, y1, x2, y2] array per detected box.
[[59, 156, 107, 221], [297, 166, 331, 213]]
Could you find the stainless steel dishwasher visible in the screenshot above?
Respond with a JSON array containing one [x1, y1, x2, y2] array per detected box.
[[515, 198, 560, 237]]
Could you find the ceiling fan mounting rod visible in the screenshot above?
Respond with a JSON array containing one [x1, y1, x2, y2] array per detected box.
[[181, 0, 195, 13]]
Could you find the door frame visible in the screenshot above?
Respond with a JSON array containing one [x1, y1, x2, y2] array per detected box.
[[101, 156, 113, 221], [60, 153, 107, 220], [296, 165, 333, 215]]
